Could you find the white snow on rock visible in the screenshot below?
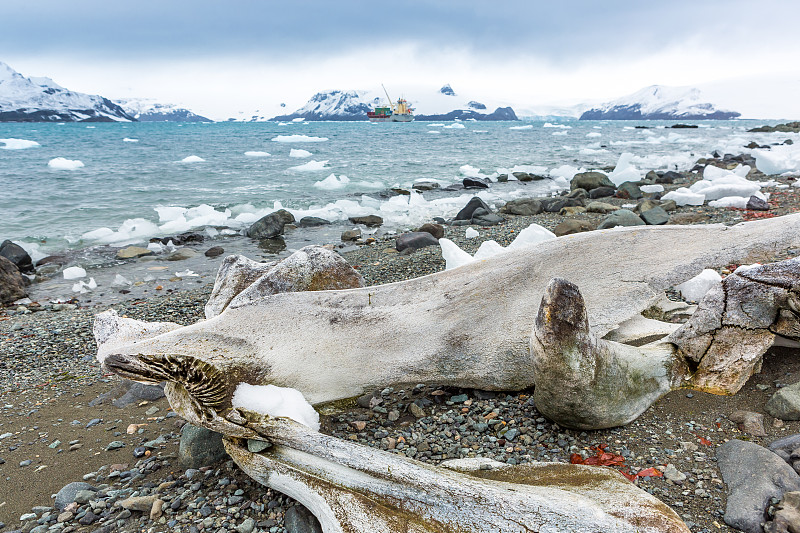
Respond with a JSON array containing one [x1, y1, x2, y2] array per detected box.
[[313, 173, 350, 190], [0, 138, 39, 149], [48, 157, 84, 170], [244, 151, 270, 157], [675, 269, 722, 302], [180, 155, 205, 163], [271, 135, 329, 143], [232, 383, 320, 431], [289, 148, 312, 158], [754, 144, 800, 175], [581, 85, 739, 120], [63, 266, 87, 280], [289, 159, 329, 172]]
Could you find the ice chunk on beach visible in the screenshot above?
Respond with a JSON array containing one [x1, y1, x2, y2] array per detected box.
[[661, 187, 705, 206], [72, 277, 97, 294], [181, 155, 205, 163], [708, 196, 750, 209], [473, 240, 506, 260], [688, 172, 761, 201], [754, 145, 800, 175], [63, 266, 87, 280], [675, 269, 722, 302], [48, 157, 84, 170], [289, 160, 329, 172], [607, 153, 641, 186], [549, 165, 584, 181], [81, 218, 161, 245], [232, 383, 320, 431], [112, 274, 132, 287], [465, 228, 479, 238], [271, 135, 329, 143], [506, 224, 556, 249], [313, 173, 350, 190], [640, 184, 664, 193], [123, 138, 138, 143], [0, 138, 40, 150], [175, 270, 199, 277], [289, 148, 312, 158], [440, 238, 476, 270], [244, 151, 270, 157]]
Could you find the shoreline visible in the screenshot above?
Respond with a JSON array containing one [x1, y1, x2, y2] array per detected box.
[[2, 156, 800, 531]]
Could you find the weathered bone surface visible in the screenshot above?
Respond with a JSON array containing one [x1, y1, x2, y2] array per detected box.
[[221, 408, 690, 533], [531, 278, 689, 429], [669, 258, 800, 394], [96, 216, 800, 430]]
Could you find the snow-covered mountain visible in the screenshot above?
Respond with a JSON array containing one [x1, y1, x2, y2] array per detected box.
[[115, 98, 212, 122], [0, 61, 133, 122], [270, 84, 518, 121], [579, 85, 740, 120]]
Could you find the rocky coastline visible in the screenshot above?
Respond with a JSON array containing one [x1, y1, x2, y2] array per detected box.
[[2, 135, 800, 532]]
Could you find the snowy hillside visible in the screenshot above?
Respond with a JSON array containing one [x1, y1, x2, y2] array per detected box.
[[270, 84, 518, 121], [116, 98, 212, 122], [579, 85, 740, 120], [0, 61, 133, 122]]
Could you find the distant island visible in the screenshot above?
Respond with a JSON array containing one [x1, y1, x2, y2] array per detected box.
[[580, 85, 740, 120]]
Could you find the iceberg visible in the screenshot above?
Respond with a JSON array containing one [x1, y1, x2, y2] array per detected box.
[[289, 160, 329, 172], [0, 138, 40, 150], [48, 157, 84, 170]]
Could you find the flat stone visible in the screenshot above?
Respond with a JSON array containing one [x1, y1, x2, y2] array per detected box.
[[204, 246, 225, 258], [118, 495, 158, 513], [116, 246, 154, 259], [766, 381, 800, 420], [349, 215, 383, 227], [499, 198, 542, 216], [396, 232, 439, 253], [588, 186, 616, 199], [729, 410, 768, 436], [415, 223, 444, 239], [585, 201, 619, 214], [341, 229, 361, 242], [597, 210, 645, 229], [298, 216, 331, 227], [472, 213, 504, 226], [640, 206, 670, 226], [553, 220, 594, 237], [165, 248, 198, 261], [663, 464, 686, 483]]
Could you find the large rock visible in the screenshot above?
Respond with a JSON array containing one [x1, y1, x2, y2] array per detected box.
[[0, 240, 33, 273], [298, 217, 331, 227], [112, 381, 166, 408], [589, 186, 616, 199], [217, 246, 364, 315], [284, 504, 323, 533], [541, 198, 584, 213], [415, 223, 444, 239], [499, 198, 543, 216], [55, 482, 96, 511], [396, 232, 439, 252], [553, 220, 595, 237], [179, 424, 228, 469], [597, 210, 645, 229], [717, 439, 800, 533], [0, 255, 27, 304], [204, 255, 277, 318], [116, 246, 154, 260], [764, 491, 800, 533], [616, 181, 644, 200], [472, 212, 504, 226], [766, 381, 800, 420], [585, 202, 618, 214], [463, 177, 489, 189], [247, 209, 295, 239], [571, 172, 615, 192], [455, 197, 491, 221], [348, 215, 383, 227], [640, 206, 670, 226]]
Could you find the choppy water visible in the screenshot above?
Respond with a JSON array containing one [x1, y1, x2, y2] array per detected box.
[[2, 119, 782, 258]]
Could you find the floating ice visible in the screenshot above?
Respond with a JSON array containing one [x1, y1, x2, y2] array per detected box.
[[289, 160, 329, 172], [181, 155, 205, 163], [586, 132, 602, 138], [675, 269, 722, 302], [443, 123, 466, 129], [607, 153, 641, 186], [112, 274, 132, 287], [459, 165, 485, 178], [244, 151, 271, 157], [428, 131, 440, 134], [232, 383, 320, 431], [509, 125, 533, 130], [465, 228, 479, 238], [428, 123, 445, 127], [580, 147, 608, 155], [175, 270, 199, 277], [543, 123, 571, 129], [63, 266, 87, 279], [48, 157, 84, 170], [158, 204, 231, 234], [313, 173, 350, 190], [123, 138, 139, 143], [754, 144, 800, 175], [289, 148, 312, 158], [81, 218, 161, 246], [72, 277, 97, 294], [552, 131, 568, 136], [206, 227, 219, 238], [271, 135, 328, 143], [0, 138, 40, 150], [640, 184, 664, 193], [661, 187, 705, 206]]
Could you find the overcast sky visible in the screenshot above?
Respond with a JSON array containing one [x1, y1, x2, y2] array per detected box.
[[3, 0, 799, 119]]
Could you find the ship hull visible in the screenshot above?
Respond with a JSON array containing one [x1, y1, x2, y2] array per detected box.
[[390, 113, 414, 122]]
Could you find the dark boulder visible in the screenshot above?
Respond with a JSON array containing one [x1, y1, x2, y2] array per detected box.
[[152, 232, 205, 246], [640, 206, 670, 225], [298, 216, 332, 227], [553, 220, 595, 237], [658, 171, 683, 184], [472, 212, 504, 226], [571, 172, 615, 192], [247, 209, 295, 239], [463, 177, 489, 189], [415, 223, 444, 239], [179, 424, 228, 469], [499, 198, 543, 216], [0, 256, 27, 304], [615, 181, 644, 200], [746, 196, 770, 211], [348, 215, 383, 227], [0, 240, 34, 273], [257, 237, 287, 253], [396, 232, 439, 252], [542, 198, 584, 213], [589, 186, 616, 199], [204, 246, 225, 258], [455, 197, 491, 221]]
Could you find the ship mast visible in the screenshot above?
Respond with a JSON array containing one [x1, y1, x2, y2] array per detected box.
[[382, 84, 396, 112]]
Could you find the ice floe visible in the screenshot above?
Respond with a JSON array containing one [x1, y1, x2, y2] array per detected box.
[[0, 138, 40, 149], [181, 155, 205, 163], [244, 151, 271, 157], [443, 123, 466, 129], [509, 125, 533, 130], [314, 173, 350, 190], [123, 138, 139, 143], [271, 135, 329, 143], [543, 123, 571, 128], [289, 160, 329, 172], [289, 148, 312, 158], [48, 157, 84, 170], [586, 132, 602, 138]]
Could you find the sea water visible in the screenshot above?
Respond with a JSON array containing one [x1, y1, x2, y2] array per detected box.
[[0, 118, 789, 302]]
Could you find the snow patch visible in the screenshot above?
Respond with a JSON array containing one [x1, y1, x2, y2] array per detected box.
[[232, 383, 320, 431], [675, 269, 722, 302]]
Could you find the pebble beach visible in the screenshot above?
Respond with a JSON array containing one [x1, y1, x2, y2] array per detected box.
[[2, 149, 800, 533]]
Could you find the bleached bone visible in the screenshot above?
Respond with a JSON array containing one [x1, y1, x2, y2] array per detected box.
[[97, 215, 800, 430], [670, 257, 800, 394], [219, 407, 690, 533]]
